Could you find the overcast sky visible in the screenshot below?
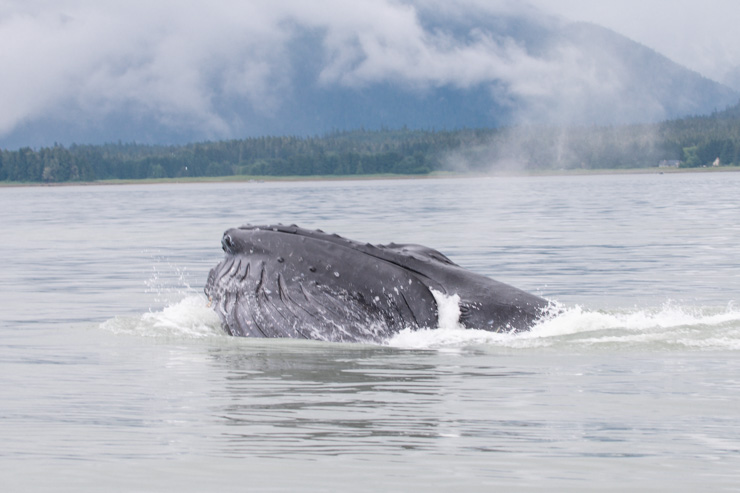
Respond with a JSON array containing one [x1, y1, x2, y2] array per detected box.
[[1, 0, 738, 145]]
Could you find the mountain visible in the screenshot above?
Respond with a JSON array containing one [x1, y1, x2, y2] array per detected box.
[[1, 12, 737, 149]]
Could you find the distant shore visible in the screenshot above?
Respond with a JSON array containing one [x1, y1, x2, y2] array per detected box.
[[2, 165, 739, 188]]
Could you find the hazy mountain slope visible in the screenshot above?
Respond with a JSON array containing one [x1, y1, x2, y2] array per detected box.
[[1, 13, 736, 149], [551, 22, 738, 122]]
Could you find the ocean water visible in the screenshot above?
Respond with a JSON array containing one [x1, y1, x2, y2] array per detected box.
[[1, 173, 740, 491]]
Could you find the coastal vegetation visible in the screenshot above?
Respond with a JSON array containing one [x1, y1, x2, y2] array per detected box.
[[2, 102, 740, 183]]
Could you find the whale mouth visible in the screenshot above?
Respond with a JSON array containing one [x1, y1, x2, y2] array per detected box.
[[205, 224, 550, 341]]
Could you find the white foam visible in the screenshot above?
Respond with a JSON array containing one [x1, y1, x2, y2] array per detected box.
[[390, 290, 511, 350], [431, 289, 464, 331], [388, 297, 740, 351], [101, 276, 740, 351], [101, 295, 224, 339]]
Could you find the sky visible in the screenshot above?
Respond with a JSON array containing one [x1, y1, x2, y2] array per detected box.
[[1, 0, 739, 147]]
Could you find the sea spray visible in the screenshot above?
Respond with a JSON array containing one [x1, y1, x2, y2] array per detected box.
[[431, 289, 464, 331], [101, 295, 223, 339], [389, 298, 740, 351], [144, 253, 198, 307], [388, 290, 513, 349], [101, 285, 740, 350]]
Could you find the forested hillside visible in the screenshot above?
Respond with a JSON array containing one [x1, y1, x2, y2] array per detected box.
[[2, 103, 740, 183]]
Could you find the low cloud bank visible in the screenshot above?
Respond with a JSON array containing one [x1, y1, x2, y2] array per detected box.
[[1, 0, 736, 147]]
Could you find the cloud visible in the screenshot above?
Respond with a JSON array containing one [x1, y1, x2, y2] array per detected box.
[[0, 0, 737, 145], [0, 0, 295, 137], [0, 0, 588, 138], [527, 0, 740, 87]]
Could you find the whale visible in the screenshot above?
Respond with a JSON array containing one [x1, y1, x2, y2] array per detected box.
[[204, 224, 550, 343]]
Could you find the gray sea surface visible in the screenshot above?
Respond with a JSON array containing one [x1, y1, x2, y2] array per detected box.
[[1, 172, 740, 491]]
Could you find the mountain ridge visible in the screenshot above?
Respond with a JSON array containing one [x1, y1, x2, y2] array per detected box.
[[0, 15, 737, 150]]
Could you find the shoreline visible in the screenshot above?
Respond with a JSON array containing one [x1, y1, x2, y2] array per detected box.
[[2, 165, 739, 188]]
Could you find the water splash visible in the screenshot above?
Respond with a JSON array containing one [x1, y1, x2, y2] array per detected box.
[[101, 295, 224, 339], [388, 299, 740, 351], [103, 266, 740, 351], [105, 258, 223, 338], [143, 252, 203, 307], [430, 289, 464, 330], [102, 296, 740, 350]]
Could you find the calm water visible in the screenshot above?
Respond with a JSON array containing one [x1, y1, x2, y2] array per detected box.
[[1, 173, 740, 491]]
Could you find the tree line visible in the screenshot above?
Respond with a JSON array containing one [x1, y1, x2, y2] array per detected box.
[[0, 129, 455, 183], [2, 102, 740, 183]]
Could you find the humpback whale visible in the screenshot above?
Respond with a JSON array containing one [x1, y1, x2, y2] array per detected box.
[[205, 224, 550, 343]]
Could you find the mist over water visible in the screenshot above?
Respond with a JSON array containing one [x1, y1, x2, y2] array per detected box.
[[3, 173, 740, 491], [442, 122, 667, 173]]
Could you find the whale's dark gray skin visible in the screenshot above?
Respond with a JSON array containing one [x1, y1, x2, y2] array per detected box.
[[205, 224, 550, 343]]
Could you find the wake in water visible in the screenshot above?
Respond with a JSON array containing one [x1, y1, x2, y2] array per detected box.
[[100, 293, 740, 351], [390, 297, 740, 351]]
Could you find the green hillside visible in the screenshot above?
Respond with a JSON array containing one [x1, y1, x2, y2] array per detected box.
[[2, 102, 740, 183]]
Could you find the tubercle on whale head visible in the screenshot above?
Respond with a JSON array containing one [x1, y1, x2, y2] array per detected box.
[[222, 233, 236, 254], [219, 228, 273, 257], [220, 227, 247, 255]]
